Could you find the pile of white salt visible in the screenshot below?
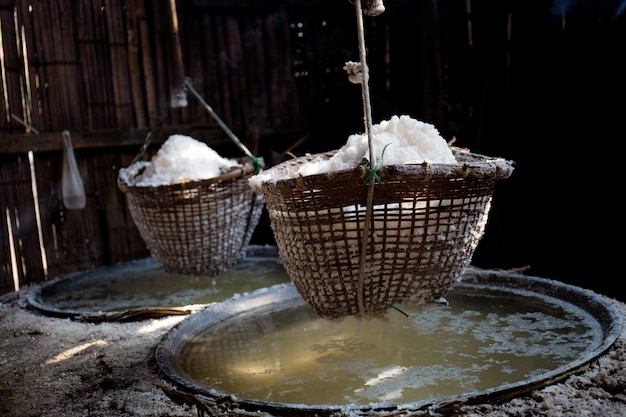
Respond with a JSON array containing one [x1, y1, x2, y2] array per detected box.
[[249, 115, 456, 187], [130, 134, 237, 186]]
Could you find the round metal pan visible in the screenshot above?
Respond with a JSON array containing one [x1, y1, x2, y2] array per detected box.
[[26, 245, 289, 322], [155, 268, 622, 416]]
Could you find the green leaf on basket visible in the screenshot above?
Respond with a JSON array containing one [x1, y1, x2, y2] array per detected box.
[[361, 143, 391, 185]]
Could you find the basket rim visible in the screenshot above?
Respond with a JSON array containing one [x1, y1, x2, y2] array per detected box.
[[118, 157, 260, 193], [250, 147, 514, 193]]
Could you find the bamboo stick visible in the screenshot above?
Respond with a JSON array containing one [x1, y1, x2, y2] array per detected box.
[[0, 154, 45, 287], [106, 0, 135, 128], [198, 12, 220, 124], [166, 0, 187, 107], [136, 0, 158, 125], [214, 12, 235, 128], [150, 1, 170, 123], [125, 0, 148, 127]]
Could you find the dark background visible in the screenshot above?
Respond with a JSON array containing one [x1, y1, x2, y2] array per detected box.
[[251, 0, 626, 301]]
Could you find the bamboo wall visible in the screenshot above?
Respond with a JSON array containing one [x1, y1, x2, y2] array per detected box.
[[0, 0, 392, 294], [0, 0, 322, 293], [1, 0, 625, 300]]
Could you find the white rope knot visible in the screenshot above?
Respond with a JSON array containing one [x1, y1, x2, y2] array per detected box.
[[343, 61, 364, 84], [348, 0, 385, 16]]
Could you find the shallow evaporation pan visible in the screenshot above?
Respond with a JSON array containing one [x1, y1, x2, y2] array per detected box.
[[26, 245, 289, 322], [156, 268, 622, 416]]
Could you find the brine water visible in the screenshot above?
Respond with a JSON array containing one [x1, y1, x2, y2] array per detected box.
[[177, 286, 601, 406], [40, 256, 290, 312]]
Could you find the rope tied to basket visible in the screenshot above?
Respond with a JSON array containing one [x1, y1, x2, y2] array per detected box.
[[181, 79, 265, 262], [118, 80, 265, 276], [131, 105, 170, 166], [361, 143, 391, 185], [184, 78, 263, 175], [351, 0, 383, 317]]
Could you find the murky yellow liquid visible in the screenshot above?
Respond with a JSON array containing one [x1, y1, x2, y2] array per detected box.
[[177, 287, 599, 406], [44, 256, 290, 312]]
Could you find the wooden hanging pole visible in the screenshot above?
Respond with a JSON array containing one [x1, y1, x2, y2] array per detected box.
[[184, 78, 262, 174], [167, 0, 187, 107], [350, 0, 385, 317]]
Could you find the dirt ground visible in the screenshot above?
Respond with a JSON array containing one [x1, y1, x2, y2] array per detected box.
[[1, 285, 626, 417]]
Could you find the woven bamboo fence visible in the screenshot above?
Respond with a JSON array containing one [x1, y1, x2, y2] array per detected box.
[[1, 0, 353, 293], [2, 0, 621, 297]]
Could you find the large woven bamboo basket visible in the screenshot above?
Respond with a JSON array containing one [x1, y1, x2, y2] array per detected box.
[[118, 158, 264, 276], [250, 147, 514, 319]]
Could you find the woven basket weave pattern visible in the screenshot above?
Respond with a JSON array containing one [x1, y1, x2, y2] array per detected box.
[[256, 149, 513, 319], [119, 161, 263, 276]]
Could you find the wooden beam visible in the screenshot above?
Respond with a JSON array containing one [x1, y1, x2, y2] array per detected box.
[[0, 125, 230, 153], [0, 125, 309, 154], [190, 0, 338, 7]]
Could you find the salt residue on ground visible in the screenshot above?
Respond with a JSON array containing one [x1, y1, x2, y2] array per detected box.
[[1, 284, 625, 417], [250, 115, 456, 188], [132, 134, 237, 186]]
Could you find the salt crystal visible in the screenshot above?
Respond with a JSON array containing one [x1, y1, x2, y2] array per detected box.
[[302, 115, 456, 175], [249, 115, 456, 187], [132, 134, 237, 186]]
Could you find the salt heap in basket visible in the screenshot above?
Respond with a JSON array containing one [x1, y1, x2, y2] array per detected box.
[[250, 115, 514, 319], [118, 134, 264, 276], [252, 115, 455, 183], [131, 134, 237, 185]]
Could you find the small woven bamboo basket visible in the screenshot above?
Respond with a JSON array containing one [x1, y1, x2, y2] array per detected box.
[[118, 158, 264, 276], [250, 147, 513, 319]]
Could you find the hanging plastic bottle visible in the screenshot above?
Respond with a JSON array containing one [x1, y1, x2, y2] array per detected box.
[[61, 130, 86, 209]]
